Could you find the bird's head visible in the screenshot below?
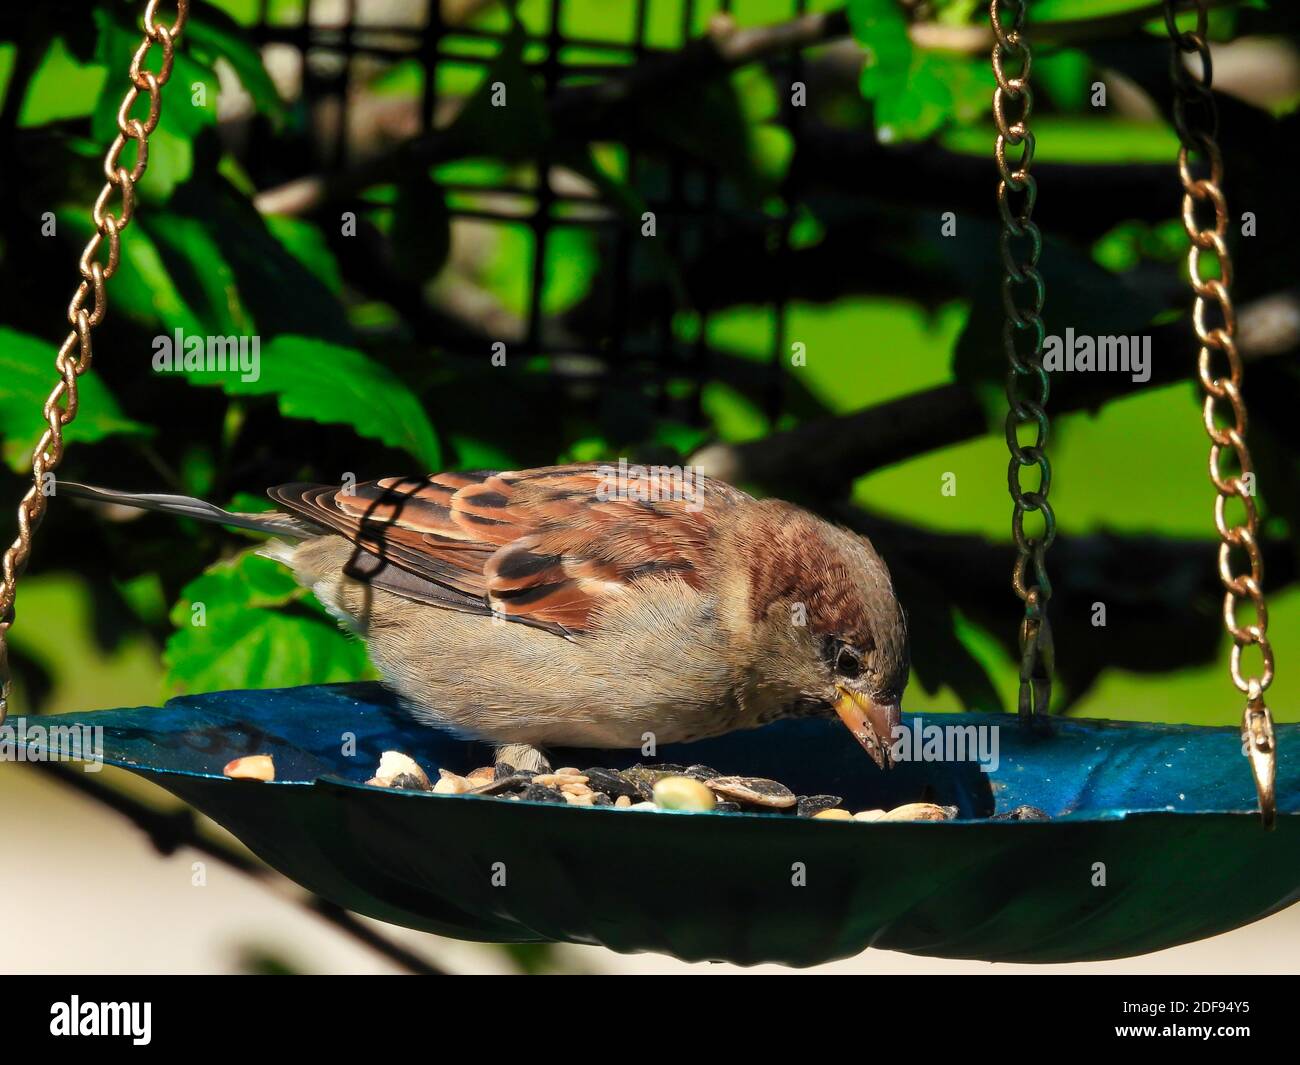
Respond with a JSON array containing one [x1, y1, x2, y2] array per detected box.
[[733, 501, 909, 769]]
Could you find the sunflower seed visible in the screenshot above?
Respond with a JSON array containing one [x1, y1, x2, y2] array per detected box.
[[582, 767, 645, 801], [991, 805, 1050, 821], [621, 766, 679, 800], [878, 802, 953, 822], [704, 776, 797, 810], [683, 764, 720, 781], [520, 783, 567, 804], [796, 794, 843, 817], [468, 773, 534, 796]]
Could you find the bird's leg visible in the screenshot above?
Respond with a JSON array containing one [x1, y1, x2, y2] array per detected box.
[[494, 743, 552, 775]]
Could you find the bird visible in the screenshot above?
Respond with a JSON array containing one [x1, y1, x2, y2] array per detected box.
[[60, 464, 909, 773]]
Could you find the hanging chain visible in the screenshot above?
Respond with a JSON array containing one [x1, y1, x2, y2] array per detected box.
[[0, 0, 189, 727], [1164, 0, 1276, 828], [991, 0, 1055, 720]]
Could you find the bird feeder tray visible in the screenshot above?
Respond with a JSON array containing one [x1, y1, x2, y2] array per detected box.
[[14, 681, 1299, 966]]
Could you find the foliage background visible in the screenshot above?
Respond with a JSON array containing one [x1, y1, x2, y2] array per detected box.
[[2, 0, 1298, 734], [2, 0, 1299, 976]]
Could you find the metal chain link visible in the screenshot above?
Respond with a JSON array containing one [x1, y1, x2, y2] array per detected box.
[[991, 0, 1055, 720], [1164, 0, 1276, 827], [0, 0, 190, 726]]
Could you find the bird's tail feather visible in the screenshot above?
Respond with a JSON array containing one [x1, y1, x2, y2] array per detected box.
[[58, 482, 322, 539]]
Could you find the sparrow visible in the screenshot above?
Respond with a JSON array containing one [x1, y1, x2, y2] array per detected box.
[[62, 465, 909, 773]]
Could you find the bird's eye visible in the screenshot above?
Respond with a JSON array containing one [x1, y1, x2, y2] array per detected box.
[[824, 639, 862, 679], [836, 647, 862, 678]]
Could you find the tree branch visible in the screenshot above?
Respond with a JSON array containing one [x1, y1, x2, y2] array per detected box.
[[691, 289, 1300, 491]]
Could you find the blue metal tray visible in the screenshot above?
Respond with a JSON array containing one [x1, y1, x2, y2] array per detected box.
[[11, 682, 1299, 965]]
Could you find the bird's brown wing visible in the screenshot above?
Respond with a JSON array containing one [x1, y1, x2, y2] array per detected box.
[[268, 464, 748, 636]]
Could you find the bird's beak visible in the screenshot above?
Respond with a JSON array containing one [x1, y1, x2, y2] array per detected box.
[[833, 687, 901, 770]]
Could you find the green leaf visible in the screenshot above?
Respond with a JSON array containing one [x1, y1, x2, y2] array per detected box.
[[652, 420, 711, 458], [82, 178, 351, 344], [1033, 0, 1167, 18], [555, 436, 612, 464], [202, 0, 306, 26], [225, 490, 275, 514], [1092, 218, 1186, 273], [1035, 49, 1093, 112], [0, 327, 151, 472], [263, 216, 344, 294], [140, 211, 253, 335], [876, 52, 992, 144], [391, 176, 451, 282], [849, 0, 912, 104], [369, 57, 423, 98], [171, 551, 301, 619], [185, 7, 286, 124], [940, 117, 1180, 164], [91, 10, 218, 198], [849, 0, 992, 142], [164, 551, 370, 694], [447, 433, 519, 470], [700, 380, 768, 444], [171, 177, 355, 343], [444, 25, 551, 161], [179, 334, 441, 467], [541, 226, 599, 315], [60, 210, 204, 336], [19, 35, 106, 127]]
